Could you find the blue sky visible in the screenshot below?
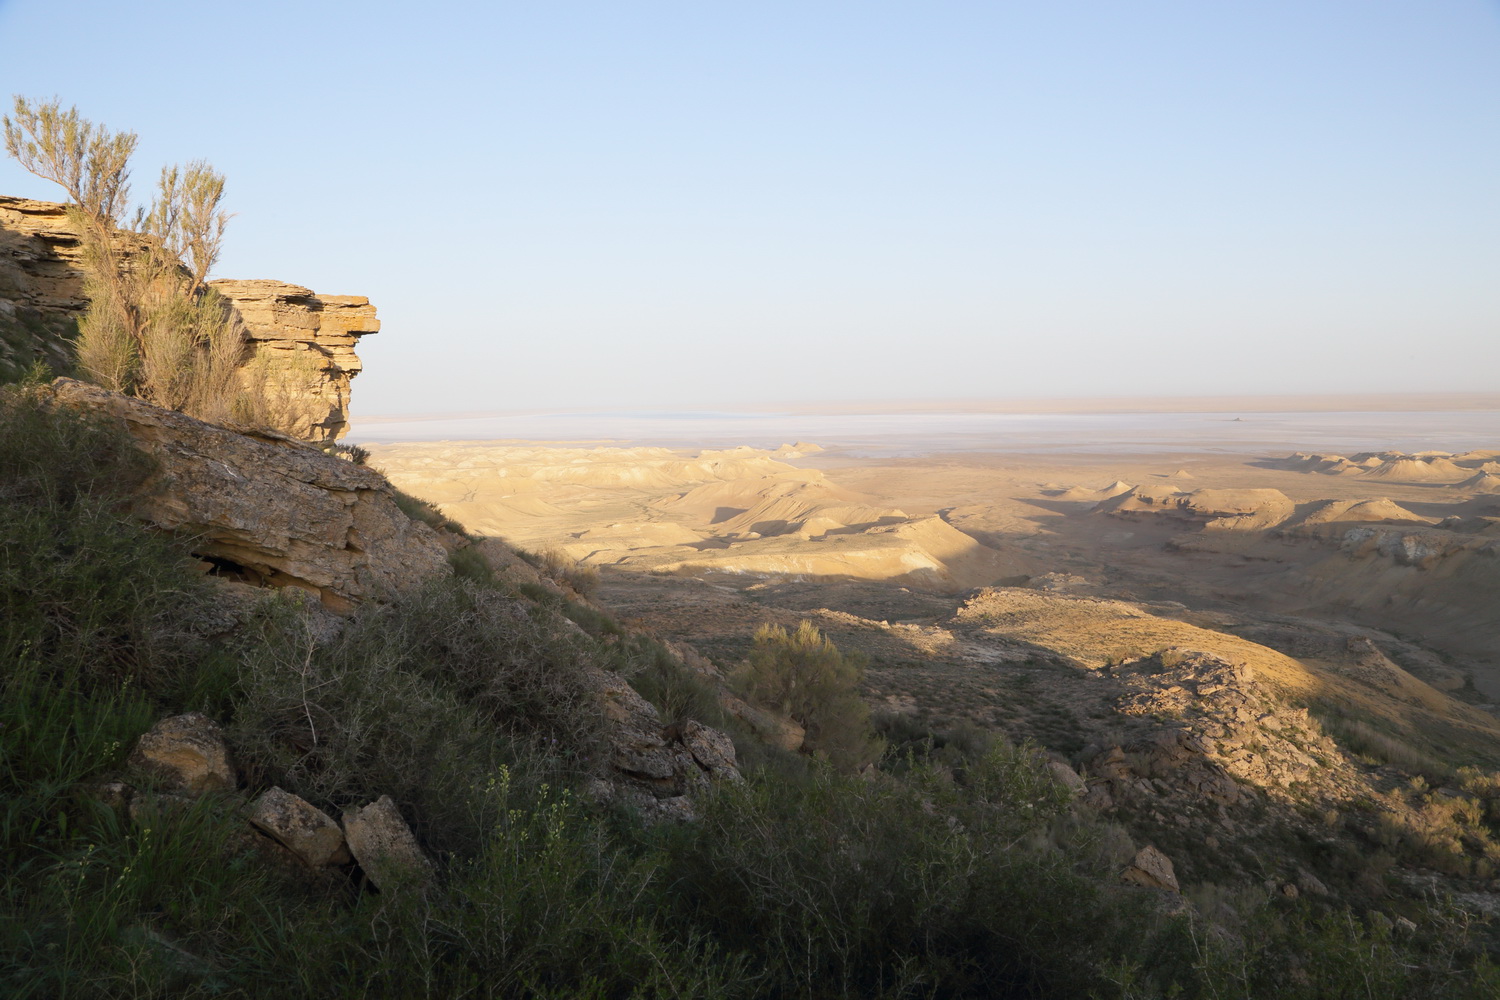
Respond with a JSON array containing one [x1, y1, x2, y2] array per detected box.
[[1, 1, 1497, 416]]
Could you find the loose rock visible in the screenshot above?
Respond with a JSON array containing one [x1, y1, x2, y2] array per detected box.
[[248, 787, 351, 867], [343, 795, 431, 889], [1120, 845, 1180, 893], [129, 713, 236, 793]]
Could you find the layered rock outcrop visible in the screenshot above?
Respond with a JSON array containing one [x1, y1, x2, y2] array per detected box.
[[210, 279, 378, 442], [0, 195, 376, 442], [44, 377, 450, 612], [583, 663, 744, 820]]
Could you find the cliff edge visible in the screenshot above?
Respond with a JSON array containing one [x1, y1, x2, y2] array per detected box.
[[0, 194, 377, 442]]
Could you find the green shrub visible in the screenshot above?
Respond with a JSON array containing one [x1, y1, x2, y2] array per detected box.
[[612, 635, 727, 726], [646, 749, 1121, 999], [735, 621, 882, 771], [230, 579, 611, 852], [0, 384, 233, 703], [517, 544, 601, 598], [389, 484, 467, 534], [448, 543, 494, 583]]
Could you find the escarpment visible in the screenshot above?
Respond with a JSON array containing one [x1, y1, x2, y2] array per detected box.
[[0, 195, 376, 442]]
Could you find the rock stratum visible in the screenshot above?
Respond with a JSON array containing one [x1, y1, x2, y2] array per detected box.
[[0, 195, 376, 442], [44, 377, 448, 612]]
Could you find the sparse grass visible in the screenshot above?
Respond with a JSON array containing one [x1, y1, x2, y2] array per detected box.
[[1316, 708, 1458, 783], [389, 484, 466, 534]]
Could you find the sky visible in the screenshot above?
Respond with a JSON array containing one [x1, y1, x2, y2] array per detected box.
[[0, 1, 1497, 419]]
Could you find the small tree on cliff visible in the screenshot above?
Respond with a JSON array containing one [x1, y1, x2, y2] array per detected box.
[[3, 96, 246, 420]]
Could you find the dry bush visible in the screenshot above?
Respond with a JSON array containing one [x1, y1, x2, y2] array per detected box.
[[4, 97, 259, 424], [735, 620, 882, 771], [530, 545, 600, 597]]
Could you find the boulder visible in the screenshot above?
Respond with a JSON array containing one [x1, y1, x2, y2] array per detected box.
[[248, 787, 351, 867], [342, 796, 431, 889], [1047, 761, 1087, 795], [129, 713, 236, 793], [43, 378, 451, 612], [1120, 845, 1180, 893]]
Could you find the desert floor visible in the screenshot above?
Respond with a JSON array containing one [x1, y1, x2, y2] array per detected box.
[[362, 418, 1500, 758]]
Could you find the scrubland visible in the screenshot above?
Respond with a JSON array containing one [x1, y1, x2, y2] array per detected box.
[[4, 383, 1500, 998]]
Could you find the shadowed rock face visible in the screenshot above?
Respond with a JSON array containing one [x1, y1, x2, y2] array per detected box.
[[0, 196, 104, 381], [0, 195, 376, 442], [45, 378, 450, 612]]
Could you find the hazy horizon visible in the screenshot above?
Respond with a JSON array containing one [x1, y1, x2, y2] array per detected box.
[[2, 2, 1497, 416]]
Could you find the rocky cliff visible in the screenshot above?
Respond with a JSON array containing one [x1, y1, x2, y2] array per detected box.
[[0, 195, 376, 442], [209, 279, 379, 442]]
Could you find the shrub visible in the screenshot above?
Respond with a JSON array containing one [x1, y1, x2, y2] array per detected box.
[[735, 620, 882, 771], [0, 384, 231, 701], [229, 579, 611, 855], [612, 635, 727, 726], [646, 750, 1122, 999], [524, 545, 601, 598]]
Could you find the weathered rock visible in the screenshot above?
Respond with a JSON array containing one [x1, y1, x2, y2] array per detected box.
[[128, 792, 199, 825], [210, 279, 378, 442], [342, 796, 431, 889], [129, 713, 236, 793], [1297, 870, 1331, 897], [44, 378, 451, 612], [0, 196, 377, 441], [1120, 845, 1180, 893], [579, 663, 743, 803], [89, 781, 134, 812], [1047, 760, 1087, 795], [720, 690, 805, 752], [675, 720, 741, 780], [0, 197, 165, 382], [1096, 486, 1294, 532], [248, 787, 351, 867]]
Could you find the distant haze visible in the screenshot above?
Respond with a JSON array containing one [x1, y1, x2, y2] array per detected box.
[[1, 2, 1496, 416]]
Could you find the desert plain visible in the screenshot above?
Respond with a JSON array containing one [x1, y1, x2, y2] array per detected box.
[[360, 398, 1500, 803]]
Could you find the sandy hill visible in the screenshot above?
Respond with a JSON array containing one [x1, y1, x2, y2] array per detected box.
[[367, 441, 1023, 593], [1361, 457, 1471, 482], [1294, 498, 1433, 527], [1459, 472, 1500, 494]]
